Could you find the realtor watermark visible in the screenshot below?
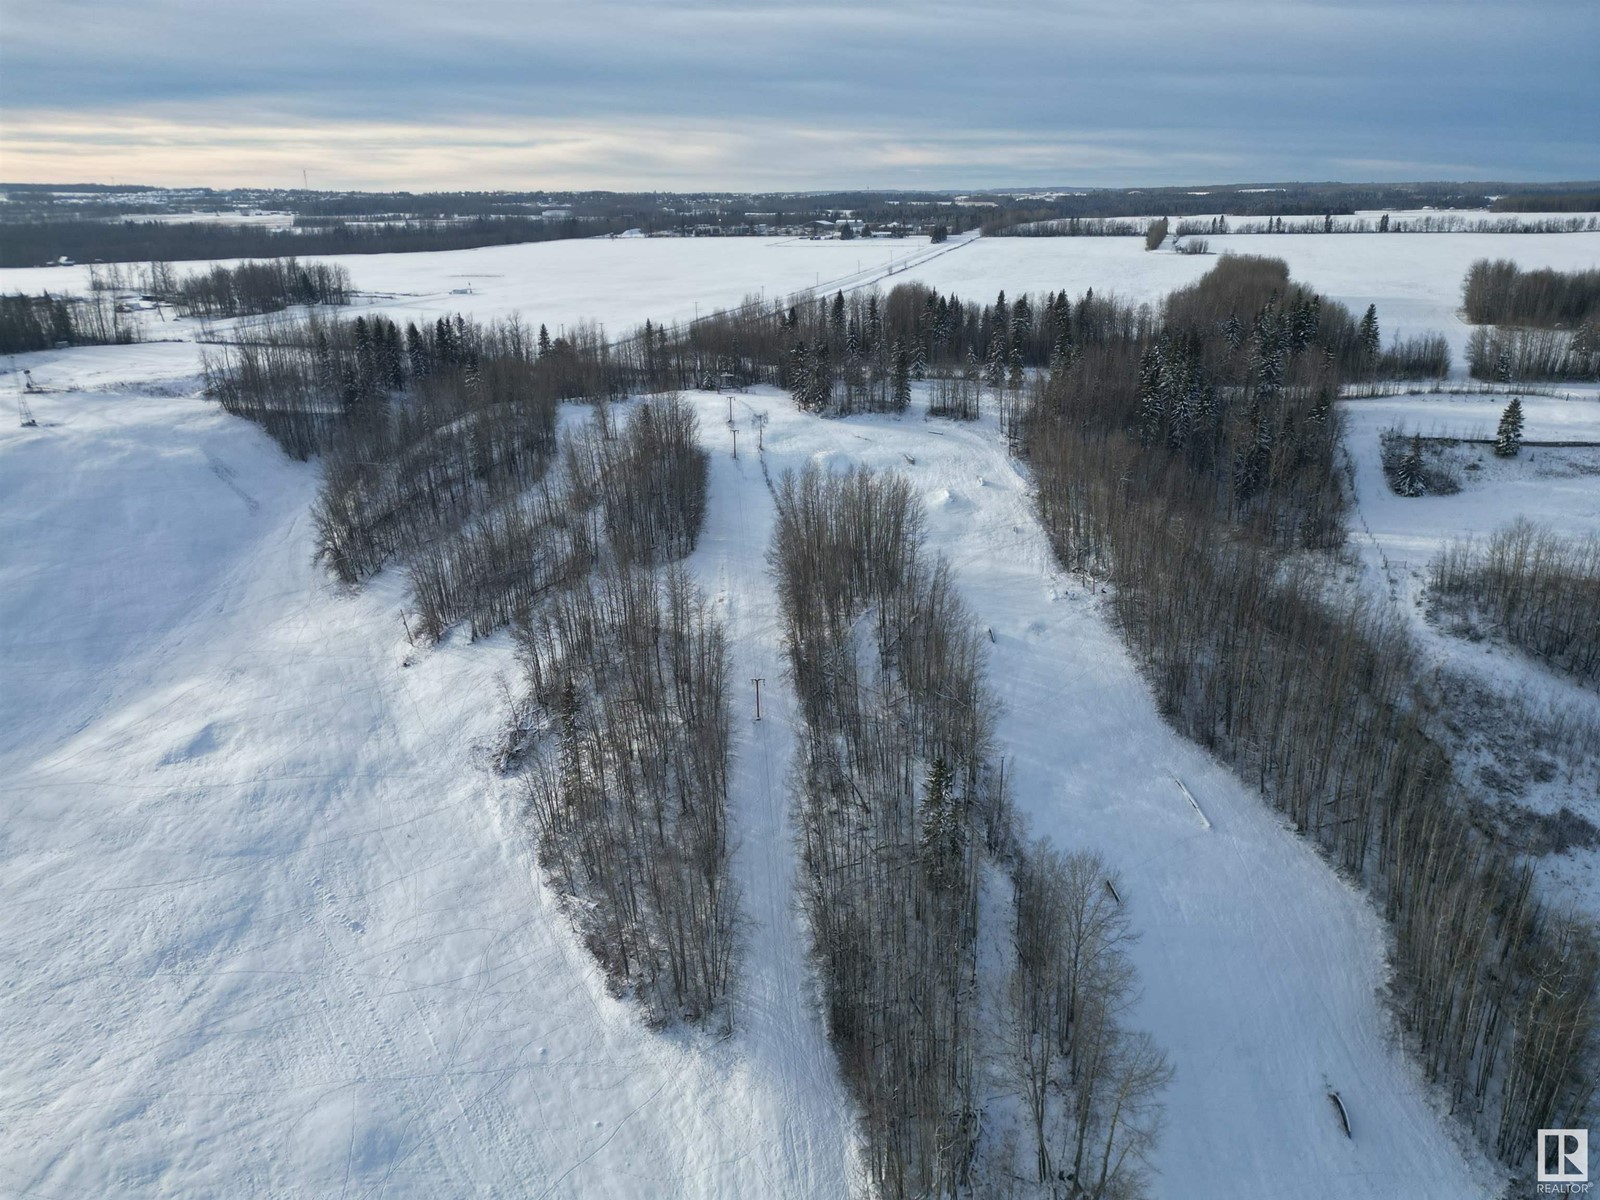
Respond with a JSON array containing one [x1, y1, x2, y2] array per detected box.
[[1538, 1129, 1592, 1195]]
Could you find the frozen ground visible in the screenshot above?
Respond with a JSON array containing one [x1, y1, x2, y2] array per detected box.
[[11, 231, 1598, 1196]]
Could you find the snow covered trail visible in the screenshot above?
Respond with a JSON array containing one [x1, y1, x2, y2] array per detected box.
[[0, 366, 853, 1198], [707, 386, 1502, 1199], [683, 400, 862, 1196]]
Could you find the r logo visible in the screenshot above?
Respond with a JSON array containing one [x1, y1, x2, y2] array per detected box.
[[1540, 1129, 1590, 1183]]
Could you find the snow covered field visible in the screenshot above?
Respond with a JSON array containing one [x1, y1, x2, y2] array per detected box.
[[8, 229, 1598, 1197], [7, 224, 1597, 379]]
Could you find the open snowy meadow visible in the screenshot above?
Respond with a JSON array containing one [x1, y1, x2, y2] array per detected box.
[[4, 227, 1597, 1198]]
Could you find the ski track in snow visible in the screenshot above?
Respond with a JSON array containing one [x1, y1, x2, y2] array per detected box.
[[9, 228, 1589, 1195]]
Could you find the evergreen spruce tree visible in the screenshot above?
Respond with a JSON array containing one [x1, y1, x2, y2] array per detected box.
[[1396, 433, 1427, 495], [919, 758, 961, 890], [405, 322, 431, 379], [1224, 312, 1244, 353], [891, 341, 912, 411], [985, 338, 1005, 388], [1358, 304, 1381, 364], [1137, 344, 1165, 445], [1494, 397, 1525, 457]]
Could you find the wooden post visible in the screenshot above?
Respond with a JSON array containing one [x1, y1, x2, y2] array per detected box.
[[731, 429, 738, 458], [752, 677, 764, 721]]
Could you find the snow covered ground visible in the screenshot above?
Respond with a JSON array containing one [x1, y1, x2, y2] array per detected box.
[[11, 230, 1599, 1196], [717, 387, 1500, 1198], [2, 364, 857, 1199], [7, 225, 1597, 380], [1340, 389, 1600, 914]]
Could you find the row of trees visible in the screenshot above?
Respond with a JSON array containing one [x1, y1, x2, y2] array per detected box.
[[408, 396, 707, 641], [772, 465, 1167, 1198], [1013, 256, 1597, 1172], [1462, 259, 1600, 328], [201, 309, 589, 463], [205, 304, 733, 1024], [516, 559, 735, 1025], [995, 218, 1149, 238], [1194, 214, 1600, 235], [0, 292, 141, 354], [1004, 214, 1600, 238], [1430, 520, 1600, 687], [164, 258, 352, 319], [88, 257, 351, 317], [1009, 846, 1172, 1198], [1466, 324, 1600, 382], [203, 260, 1447, 455]]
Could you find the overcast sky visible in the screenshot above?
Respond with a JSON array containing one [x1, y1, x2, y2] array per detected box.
[[1, 0, 1596, 191]]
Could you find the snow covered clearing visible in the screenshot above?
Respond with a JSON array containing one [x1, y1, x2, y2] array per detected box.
[[1340, 388, 1600, 917], [1, 364, 856, 1198], [10, 229, 1597, 1196]]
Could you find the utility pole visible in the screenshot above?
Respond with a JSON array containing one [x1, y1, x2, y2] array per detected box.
[[727, 395, 734, 425], [752, 678, 764, 721], [731, 428, 738, 458]]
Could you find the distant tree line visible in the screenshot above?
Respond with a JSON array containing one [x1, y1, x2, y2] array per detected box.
[[0, 215, 615, 268], [1011, 255, 1597, 1172], [1430, 520, 1600, 687], [771, 465, 1169, 1198], [990, 218, 1149, 238], [1208, 214, 1599, 235], [1466, 326, 1600, 382], [1463, 260, 1600, 328], [0, 291, 141, 354], [998, 213, 1600, 238], [162, 258, 352, 319], [85, 258, 351, 320], [1493, 192, 1600, 213]]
